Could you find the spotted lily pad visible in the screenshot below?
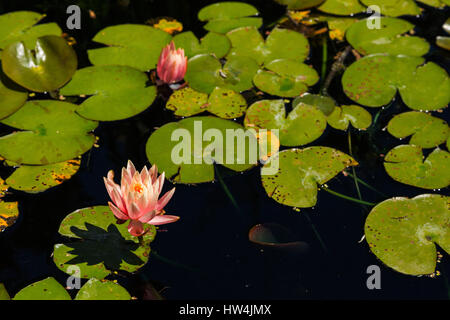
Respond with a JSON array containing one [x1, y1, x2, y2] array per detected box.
[[292, 93, 336, 116], [342, 54, 450, 110], [384, 145, 450, 189], [53, 206, 156, 280], [0, 11, 61, 49], [387, 112, 449, 148], [13, 277, 71, 300], [0, 68, 27, 120], [0, 100, 98, 165], [185, 54, 259, 94], [253, 59, 319, 97], [261, 147, 358, 208], [360, 0, 421, 17], [318, 0, 366, 15], [273, 0, 325, 9], [0, 178, 19, 232], [198, 2, 262, 34], [327, 105, 372, 130], [173, 31, 230, 58], [146, 116, 257, 184], [59, 65, 156, 121], [244, 99, 327, 146], [87, 24, 172, 72], [5, 159, 80, 193], [75, 278, 131, 300], [2, 35, 77, 92], [346, 17, 429, 56], [365, 194, 449, 275], [226, 27, 310, 65]]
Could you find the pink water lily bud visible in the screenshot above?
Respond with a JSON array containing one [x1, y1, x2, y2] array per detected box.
[[103, 160, 179, 237], [156, 41, 188, 84]]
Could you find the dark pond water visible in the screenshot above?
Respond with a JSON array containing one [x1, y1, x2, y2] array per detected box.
[[0, 0, 449, 299]]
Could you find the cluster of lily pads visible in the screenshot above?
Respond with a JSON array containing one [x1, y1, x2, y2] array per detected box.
[[0, 0, 449, 299]]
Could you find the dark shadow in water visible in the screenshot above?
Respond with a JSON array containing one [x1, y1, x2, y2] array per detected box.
[[64, 223, 144, 270]]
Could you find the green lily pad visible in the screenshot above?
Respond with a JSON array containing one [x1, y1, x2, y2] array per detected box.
[[417, 0, 448, 7], [2, 35, 77, 92], [346, 17, 430, 56], [292, 93, 336, 116], [146, 116, 257, 184], [53, 206, 156, 279], [226, 27, 310, 65], [327, 105, 372, 130], [173, 31, 230, 58], [0, 283, 10, 300], [253, 59, 319, 97], [342, 54, 450, 110], [184, 54, 259, 94], [75, 278, 131, 300], [273, 0, 325, 10], [360, 0, 421, 17], [365, 194, 449, 275], [59, 65, 156, 121], [384, 145, 450, 189], [261, 147, 358, 208], [318, 0, 366, 16], [0, 11, 61, 49], [198, 2, 262, 34], [0, 100, 98, 165], [167, 87, 247, 119], [244, 99, 327, 146], [436, 36, 450, 51], [13, 277, 71, 300], [87, 24, 172, 72], [387, 112, 449, 148], [5, 159, 80, 193], [0, 199, 19, 233], [0, 68, 28, 120]]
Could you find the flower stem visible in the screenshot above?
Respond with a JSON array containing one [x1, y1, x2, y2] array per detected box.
[[302, 211, 328, 254], [214, 166, 240, 212], [347, 130, 364, 203], [321, 186, 377, 206], [345, 172, 387, 198], [320, 35, 328, 92]]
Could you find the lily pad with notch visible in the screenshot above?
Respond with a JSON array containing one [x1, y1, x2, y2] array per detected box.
[[53, 206, 156, 279], [261, 147, 358, 208], [173, 31, 230, 59], [327, 105, 372, 130], [365, 194, 449, 275]]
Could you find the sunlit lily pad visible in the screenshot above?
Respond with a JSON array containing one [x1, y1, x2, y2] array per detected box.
[[53, 206, 156, 279], [185, 54, 259, 94], [59, 65, 156, 121], [261, 147, 358, 208], [342, 54, 450, 110], [0, 68, 27, 120], [75, 278, 131, 300], [323, 17, 359, 41], [318, 0, 366, 15], [384, 145, 450, 189], [360, 0, 421, 17], [327, 105, 372, 130], [0, 11, 61, 49], [173, 31, 230, 58], [198, 2, 262, 33], [226, 27, 310, 65], [0, 283, 10, 300], [273, 0, 325, 9], [146, 116, 257, 184], [0, 179, 19, 232], [436, 36, 450, 51], [244, 99, 327, 146], [387, 112, 449, 148], [2, 35, 77, 92], [13, 277, 71, 300], [417, 0, 448, 7], [0, 100, 98, 165], [292, 93, 336, 116], [346, 17, 429, 56], [365, 194, 449, 275], [87, 24, 172, 72], [5, 159, 80, 193], [253, 59, 319, 97]]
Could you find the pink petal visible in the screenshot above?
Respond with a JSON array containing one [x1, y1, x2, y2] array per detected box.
[[108, 202, 129, 220], [138, 210, 156, 223], [128, 220, 145, 236], [128, 202, 142, 219], [147, 215, 180, 226], [126, 160, 136, 177], [156, 187, 175, 212]]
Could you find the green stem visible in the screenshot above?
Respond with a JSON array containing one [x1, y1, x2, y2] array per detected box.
[[321, 186, 377, 206], [347, 130, 363, 203], [320, 35, 328, 93], [215, 166, 240, 212], [303, 211, 328, 254], [345, 172, 387, 198]]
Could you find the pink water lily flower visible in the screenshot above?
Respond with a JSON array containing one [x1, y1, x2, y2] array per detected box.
[[156, 41, 187, 84], [104, 160, 178, 237]]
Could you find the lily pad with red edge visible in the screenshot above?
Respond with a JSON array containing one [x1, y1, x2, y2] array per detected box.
[[261, 147, 358, 208], [365, 194, 449, 275], [1, 35, 77, 92], [53, 206, 156, 280], [249, 223, 310, 255]]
